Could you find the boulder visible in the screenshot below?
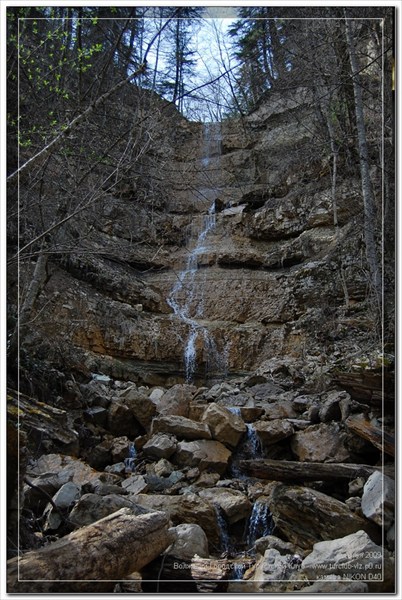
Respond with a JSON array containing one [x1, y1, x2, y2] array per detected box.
[[155, 384, 197, 417], [174, 440, 231, 475], [24, 471, 70, 510], [251, 548, 301, 593], [263, 401, 297, 420], [107, 399, 141, 437], [247, 382, 285, 401], [134, 492, 221, 547], [118, 386, 157, 429], [318, 390, 349, 422], [122, 475, 149, 495], [301, 530, 393, 592], [104, 462, 126, 476], [201, 403, 246, 447], [28, 454, 105, 488], [142, 433, 177, 459], [151, 415, 211, 440], [198, 488, 252, 523], [270, 484, 380, 549], [361, 471, 395, 529], [43, 481, 81, 530], [154, 458, 175, 477], [149, 388, 165, 402], [167, 523, 209, 559], [110, 436, 132, 463], [69, 493, 150, 527], [290, 423, 350, 462], [253, 419, 294, 446], [84, 406, 108, 427], [86, 440, 112, 470]]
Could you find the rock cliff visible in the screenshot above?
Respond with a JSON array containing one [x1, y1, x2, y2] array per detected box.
[[13, 86, 385, 388]]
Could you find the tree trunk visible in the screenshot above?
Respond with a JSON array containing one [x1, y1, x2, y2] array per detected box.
[[240, 459, 384, 482], [344, 13, 382, 309], [7, 508, 172, 593], [345, 414, 395, 457], [8, 251, 48, 364]]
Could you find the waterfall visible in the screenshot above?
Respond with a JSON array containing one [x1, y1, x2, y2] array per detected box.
[[214, 504, 231, 554], [124, 442, 137, 473], [228, 408, 263, 478], [246, 502, 274, 549], [167, 123, 226, 382], [244, 424, 263, 458]]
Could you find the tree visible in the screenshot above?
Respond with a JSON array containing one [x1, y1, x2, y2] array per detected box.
[[344, 11, 382, 309]]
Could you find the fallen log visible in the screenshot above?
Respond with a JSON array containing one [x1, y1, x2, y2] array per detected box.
[[345, 414, 395, 457], [7, 508, 172, 593], [240, 459, 383, 482]]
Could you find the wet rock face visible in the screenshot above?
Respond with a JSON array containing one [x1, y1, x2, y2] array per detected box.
[[25, 85, 375, 385]]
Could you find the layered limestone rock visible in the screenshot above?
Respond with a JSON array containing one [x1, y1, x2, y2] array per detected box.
[[21, 85, 376, 386]]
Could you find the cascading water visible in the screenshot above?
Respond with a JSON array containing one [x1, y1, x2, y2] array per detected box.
[[167, 123, 227, 382], [246, 502, 274, 550], [214, 504, 231, 555], [228, 408, 263, 478], [124, 442, 137, 473]]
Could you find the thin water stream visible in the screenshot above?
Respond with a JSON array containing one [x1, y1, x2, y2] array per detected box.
[[167, 123, 226, 382]]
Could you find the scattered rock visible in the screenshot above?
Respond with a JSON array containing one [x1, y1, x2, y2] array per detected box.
[[143, 433, 177, 459], [201, 403, 246, 447], [264, 400, 297, 420], [134, 493, 221, 547], [253, 419, 294, 446], [110, 436, 131, 463], [174, 440, 231, 475], [361, 471, 395, 529], [151, 415, 211, 440], [84, 406, 108, 427], [104, 462, 126, 476], [122, 475, 149, 495], [28, 454, 104, 488], [43, 482, 81, 530], [198, 488, 252, 523], [348, 476, 366, 496], [270, 484, 380, 549], [155, 384, 197, 417], [154, 458, 175, 477], [107, 398, 141, 437], [116, 387, 156, 430], [301, 530, 393, 592], [167, 523, 209, 559], [149, 388, 165, 402], [69, 493, 150, 527], [318, 391, 347, 422], [290, 423, 350, 462], [192, 472, 221, 489]]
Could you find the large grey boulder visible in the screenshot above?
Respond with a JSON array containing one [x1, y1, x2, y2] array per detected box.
[[116, 386, 157, 429], [134, 492, 221, 546], [151, 415, 211, 440], [154, 384, 197, 417], [198, 488, 252, 523], [142, 433, 177, 459], [361, 471, 395, 529], [301, 530, 394, 592], [253, 419, 294, 446], [167, 523, 209, 559], [69, 493, 149, 527], [270, 484, 380, 549], [174, 440, 231, 474], [290, 423, 350, 462], [43, 482, 81, 530], [201, 403, 246, 448]]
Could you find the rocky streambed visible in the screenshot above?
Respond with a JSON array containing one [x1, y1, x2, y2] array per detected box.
[[7, 359, 395, 593]]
